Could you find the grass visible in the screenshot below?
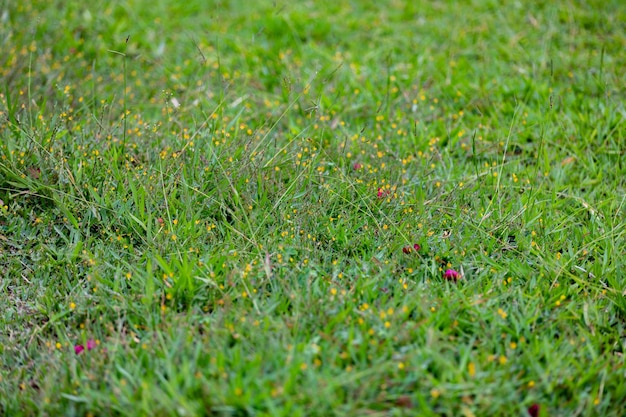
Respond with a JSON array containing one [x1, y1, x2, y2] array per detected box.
[[1, 0, 625, 415]]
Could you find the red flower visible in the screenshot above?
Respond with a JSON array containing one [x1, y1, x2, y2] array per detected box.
[[403, 244, 421, 254], [443, 269, 461, 282], [352, 162, 362, 170], [527, 403, 540, 417], [377, 188, 391, 199]]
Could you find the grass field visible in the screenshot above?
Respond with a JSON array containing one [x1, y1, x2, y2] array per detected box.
[[2, 0, 626, 415]]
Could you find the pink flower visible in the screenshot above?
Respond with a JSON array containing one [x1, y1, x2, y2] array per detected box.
[[74, 339, 97, 355], [443, 269, 461, 282], [352, 162, 362, 170], [413, 244, 421, 251]]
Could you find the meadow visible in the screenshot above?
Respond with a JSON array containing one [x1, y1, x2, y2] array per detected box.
[[1, 0, 626, 415]]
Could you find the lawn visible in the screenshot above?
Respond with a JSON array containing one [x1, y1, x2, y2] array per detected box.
[[1, 0, 626, 415]]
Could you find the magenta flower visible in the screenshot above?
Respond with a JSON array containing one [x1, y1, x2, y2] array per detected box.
[[352, 162, 363, 170], [74, 339, 97, 355], [443, 269, 461, 282]]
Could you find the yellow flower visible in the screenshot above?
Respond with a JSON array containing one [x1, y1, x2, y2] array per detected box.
[[468, 362, 476, 377]]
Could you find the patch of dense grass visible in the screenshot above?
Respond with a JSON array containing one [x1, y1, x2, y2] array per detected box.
[[2, 0, 625, 415]]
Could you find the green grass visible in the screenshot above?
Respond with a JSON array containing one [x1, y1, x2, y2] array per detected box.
[[2, 0, 626, 415]]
